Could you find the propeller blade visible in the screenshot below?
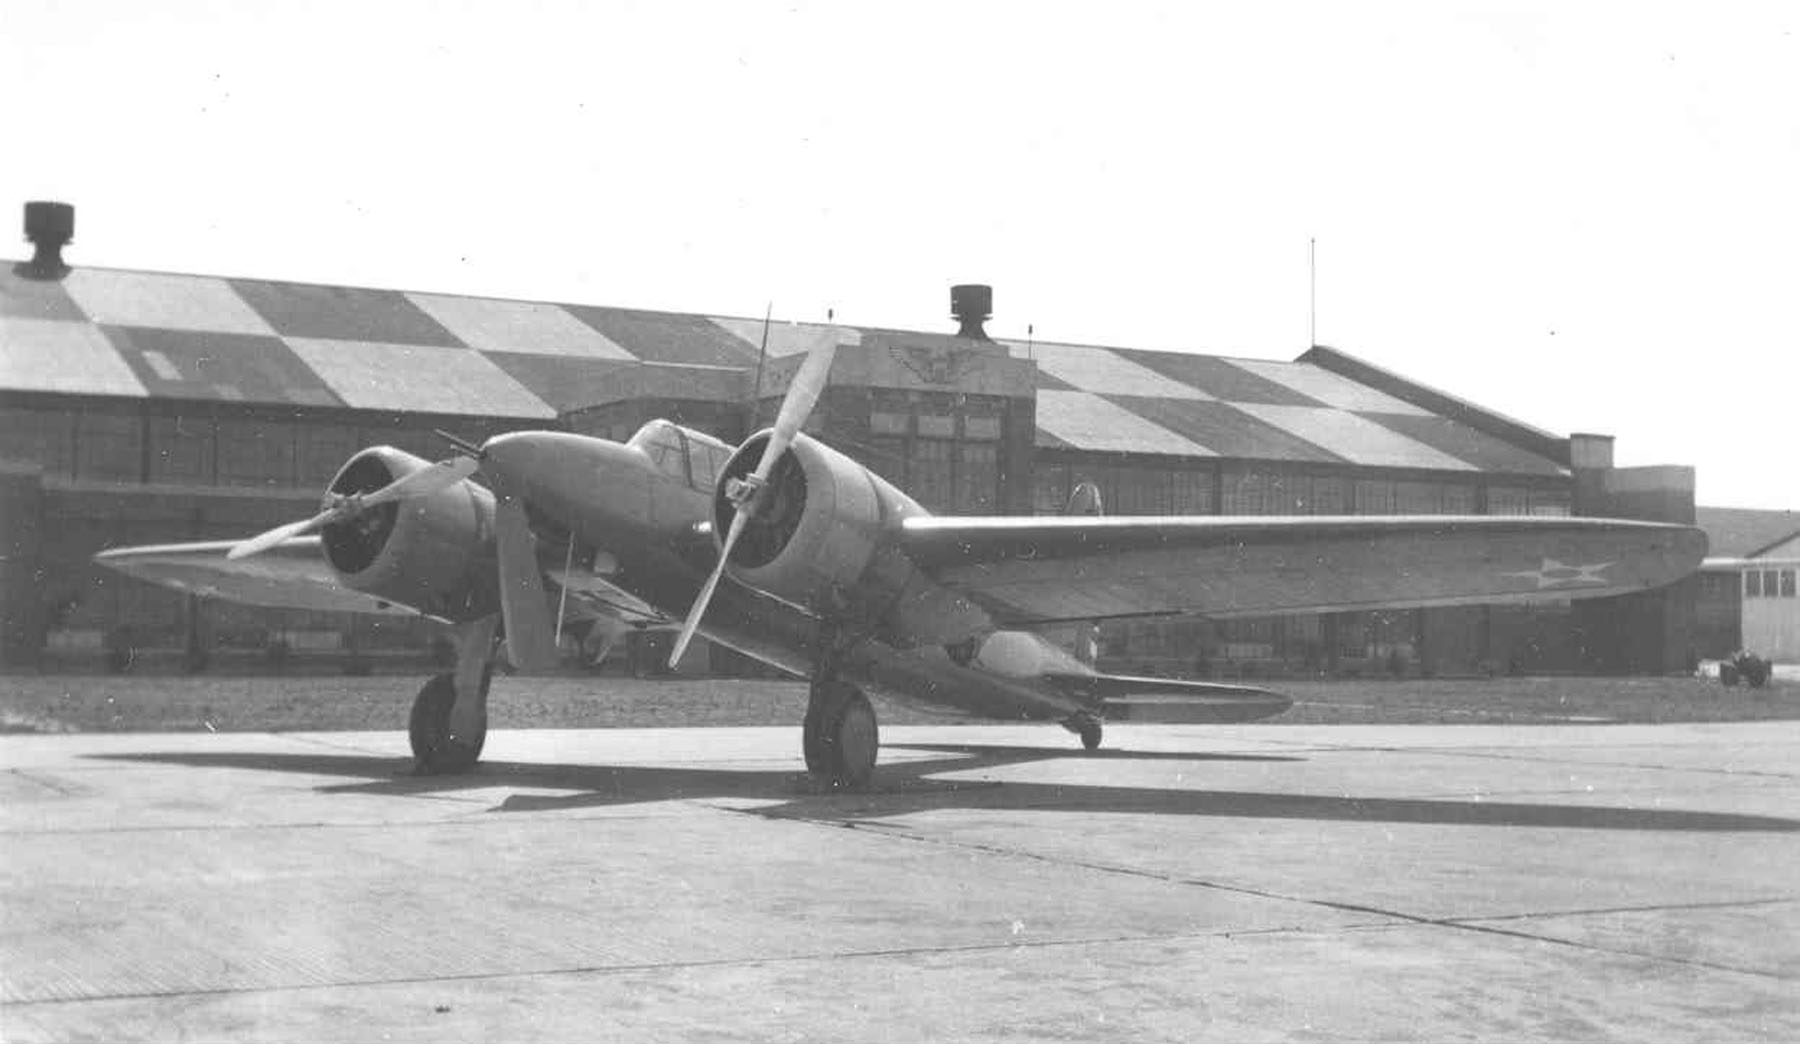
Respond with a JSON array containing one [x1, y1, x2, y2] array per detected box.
[[757, 338, 838, 481], [668, 335, 839, 670], [668, 505, 752, 669], [226, 508, 337, 560], [494, 492, 559, 671], [359, 455, 478, 508]]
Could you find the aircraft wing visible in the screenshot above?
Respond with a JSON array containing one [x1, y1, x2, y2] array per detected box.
[[900, 515, 1708, 626], [91, 537, 422, 617]]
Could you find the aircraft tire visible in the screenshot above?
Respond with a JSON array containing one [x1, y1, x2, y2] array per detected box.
[[1079, 719, 1104, 751], [409, 670, 489, 775], [807, 681, 877, 789]]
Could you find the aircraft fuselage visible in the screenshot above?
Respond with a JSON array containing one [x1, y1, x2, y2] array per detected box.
[[480, 429, 1092, 722]]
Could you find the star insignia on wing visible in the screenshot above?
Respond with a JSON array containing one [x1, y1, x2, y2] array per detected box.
[[1502, 558, 1616, 589]]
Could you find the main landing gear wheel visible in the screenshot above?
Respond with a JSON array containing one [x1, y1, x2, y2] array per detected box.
[[409, 669, 490, 775], [803, 680, 878, 789], [1063, 712, 1104, 751]]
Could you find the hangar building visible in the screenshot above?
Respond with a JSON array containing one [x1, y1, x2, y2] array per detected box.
[[1695, 507, 1800, 663], [1, 202, 1699, 676]]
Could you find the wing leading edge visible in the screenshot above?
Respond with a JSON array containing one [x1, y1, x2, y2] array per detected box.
[[91, 537, 419, 617], [901, 514, 1708, 626]]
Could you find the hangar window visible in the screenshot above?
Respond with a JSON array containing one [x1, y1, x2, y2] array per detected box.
[[1530, 489, 1572, 517], [1353, 479, 1396, 515], [955, 443, 999, 513], [1032, 463, 1071, 515], [1782, 570, 1796, 598], [912, 439, 954, 511], [297, 425, 357, 486], [217, 420, 297, 487], [1487, 486, 1531, 516], [963, 415, 1002, 440], [1170, 469, 1215, 515], [870, 409, 909, 435], [918, 413, 956, 438], [75, 412, 142, 482], [866, 436, 908, 489], [1764, 570, 1782, 599], [148, 416, 215, 484], [0, 407, 75, 478], [1745, 571, 1763, 598], [1311, 475, 1348, 515]]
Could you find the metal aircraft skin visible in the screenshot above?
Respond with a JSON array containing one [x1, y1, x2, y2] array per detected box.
[[93, 338, 1710, 786]]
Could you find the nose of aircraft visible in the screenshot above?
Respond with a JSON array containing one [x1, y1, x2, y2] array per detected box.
[[478, 430, 641, 530]]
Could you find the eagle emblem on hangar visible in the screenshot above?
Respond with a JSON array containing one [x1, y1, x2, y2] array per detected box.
[[1502, 558, 1616, 589], [891, 344, 982, 386]]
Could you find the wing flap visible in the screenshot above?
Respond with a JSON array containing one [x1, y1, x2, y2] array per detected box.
[[903, 515, 1708, 625]]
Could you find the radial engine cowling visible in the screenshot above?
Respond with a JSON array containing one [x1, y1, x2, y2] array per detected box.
[[321, 447, 496, 619], [714, 432, 915, 611]]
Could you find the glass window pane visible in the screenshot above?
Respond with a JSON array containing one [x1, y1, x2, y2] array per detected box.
[[297, 424, 356, 487], [76, 413, 141, 482], [1530, 488, 1572, 516], [870, 410, 909, 435], [1354, 479, 1396, 514], [1441, 484, 1477, 514], [1782, 570, 1796, 598], [217, 420, 296, 487], [912, 439, 954, 511], [955, 443, 998, 513], [1312, 475, 1348, 514], [1487, 485, 1531, 515], [1745, 571, 1762, 598], [918, 414, 955, 438], [1170, 469, 1215, 515], [149, 416, 215, 484], [963, 415, 1002, 440], [1765, 571, 1781, 599], [0, 407, 76, 477], [1032, 461, 1070, 515]]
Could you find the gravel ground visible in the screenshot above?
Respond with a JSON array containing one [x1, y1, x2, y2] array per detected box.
[[2, 669, 1795, 734]]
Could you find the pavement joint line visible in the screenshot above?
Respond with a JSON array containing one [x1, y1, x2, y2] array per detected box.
[[1444, 895, 1800, 925], [822, 819, 1799, 983], [1245, 738, 1800, 781], [0, 924, 1357, 1011], [5, 767, 83, 797]]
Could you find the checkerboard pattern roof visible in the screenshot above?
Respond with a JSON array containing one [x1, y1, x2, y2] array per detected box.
[[0, 264, 1567, 477]]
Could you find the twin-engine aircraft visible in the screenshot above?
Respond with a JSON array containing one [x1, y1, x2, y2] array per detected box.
[[95, 338, 1708, 786]]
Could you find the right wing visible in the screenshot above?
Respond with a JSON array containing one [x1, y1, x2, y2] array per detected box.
[[93, 537, 421, 616], [902, 514, 1708, 626]]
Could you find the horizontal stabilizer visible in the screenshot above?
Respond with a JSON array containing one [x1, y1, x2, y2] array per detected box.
[[1045, 672, 1292, 724]]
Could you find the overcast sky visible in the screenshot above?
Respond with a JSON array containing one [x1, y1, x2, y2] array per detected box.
[[4, 1, 1795, 509]]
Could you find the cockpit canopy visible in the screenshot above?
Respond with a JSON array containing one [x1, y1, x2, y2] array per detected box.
[[627, 419, 736, 493]]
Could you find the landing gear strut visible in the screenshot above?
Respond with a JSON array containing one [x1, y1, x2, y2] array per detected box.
[[803, 677, 878, 789], [410, 614, 499, 775], [1063, 711, 1104, 751]]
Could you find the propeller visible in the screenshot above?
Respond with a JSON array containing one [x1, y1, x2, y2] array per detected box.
[[226, 456, 479, 560], [668, 335, 838, 668]]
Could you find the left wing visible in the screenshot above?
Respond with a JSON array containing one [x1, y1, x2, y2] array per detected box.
[[901, 515, 1707, 626], [93, 538, 676, 630], [92, 537, 421, 616]]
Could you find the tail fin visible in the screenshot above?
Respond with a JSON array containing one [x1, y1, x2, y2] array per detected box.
[[1064, 481, 1103, 516]]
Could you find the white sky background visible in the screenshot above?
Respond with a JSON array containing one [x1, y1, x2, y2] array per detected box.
[[3, 0, 1795, 509]]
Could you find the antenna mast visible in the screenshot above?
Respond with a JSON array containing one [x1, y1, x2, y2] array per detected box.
[[1308, 237, 1317, 348], [748, 302, 772, 430]]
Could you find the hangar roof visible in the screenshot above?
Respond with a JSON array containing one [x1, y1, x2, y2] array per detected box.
[[1697, 507, 1800, 558], [1, 262, 1568, 477]]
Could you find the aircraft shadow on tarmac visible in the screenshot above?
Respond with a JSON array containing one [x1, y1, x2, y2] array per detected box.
[[91, 741, 1800, 834]]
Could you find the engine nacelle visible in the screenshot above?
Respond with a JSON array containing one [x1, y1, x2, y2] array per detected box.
[[714, 432, 921, 612], [320, 447, 496, 620]]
